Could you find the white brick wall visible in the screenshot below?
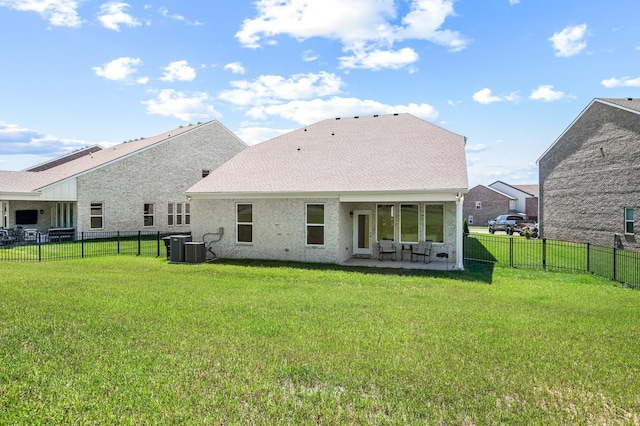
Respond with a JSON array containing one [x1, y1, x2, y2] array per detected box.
[[75, 121, 246, 233]]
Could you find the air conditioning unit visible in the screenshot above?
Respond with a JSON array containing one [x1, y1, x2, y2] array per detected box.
[[185, 242, 206, 264], [169, 235, 192, 263]]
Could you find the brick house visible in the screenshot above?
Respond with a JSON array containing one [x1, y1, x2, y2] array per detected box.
[[186, 113, 469, 269], [0, 121, 247, 236], [463, 181, 538, 226], [463, 185, 516, 226], [538, 98, 639, 250]]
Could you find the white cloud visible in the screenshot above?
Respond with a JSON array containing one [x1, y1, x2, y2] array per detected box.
[[219, 72, 344, 106], [0, 121, 91, 156], [302, 50, 319, 62], [339, 47, 419, 70], [246, 97, 438, 126], [465, 144, 488, 153], [530, 85, 572, 102], [224, 62, 246, 75], [92, 57, 144, 82], [160, 60, 197, 82], [235, 0, 469, 71], [98, 2, 140, 31], [601, 76, 640, 88], [472, 88, 519, 105], [142, 89, 221, 121], [509, 0, 520, 5], [549, 23, 588, 57], [0, 0, 83, 27], [159, 6, 184, 21], [235, 126, 293, 145]]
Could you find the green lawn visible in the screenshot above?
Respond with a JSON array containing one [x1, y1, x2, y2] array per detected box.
[[1, 257, 639, 424]]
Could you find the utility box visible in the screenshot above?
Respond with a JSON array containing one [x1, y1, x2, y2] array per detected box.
[[185, 242, 206, 264], [169, 235, 192, 263]]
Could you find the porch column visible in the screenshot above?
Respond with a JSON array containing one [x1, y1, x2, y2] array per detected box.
[[455, 192, 464, 270]]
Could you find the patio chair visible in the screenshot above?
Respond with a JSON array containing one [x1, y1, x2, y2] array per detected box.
[[0, 229, 16, 247], [378, 239, 397, 261], [411, 240, 432, 263]]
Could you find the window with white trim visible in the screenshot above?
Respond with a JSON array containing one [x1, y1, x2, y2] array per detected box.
[[475, 201, 482, 210], [400, 204, 419, 243], [306, 204, 325, 245], [425, 204, 444, 243], [376, 204, 395, 241], [90, 202, 103, 229], [237, 204, 253, 243], [143, 203, 155, 227], [625, 207, 634, 234]]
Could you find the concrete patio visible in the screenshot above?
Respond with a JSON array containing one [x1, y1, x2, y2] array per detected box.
[[341, 256, 457, 271]]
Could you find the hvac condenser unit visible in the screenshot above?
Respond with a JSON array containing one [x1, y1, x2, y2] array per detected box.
[[185, 242, 206, 264], [169, 235, 192, 263]]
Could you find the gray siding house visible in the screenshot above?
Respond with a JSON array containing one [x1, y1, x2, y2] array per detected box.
[[0, 121, 247, 236], [186, 113, 469, 269], [538, 98, 640, 250]]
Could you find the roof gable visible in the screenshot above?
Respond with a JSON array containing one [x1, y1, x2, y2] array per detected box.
[[538, 98, 640, 163], [187, 113, 468, 195]]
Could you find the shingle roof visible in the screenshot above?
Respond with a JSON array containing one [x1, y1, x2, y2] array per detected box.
[[187, 113, 468, 195], [0, 121, 213, 193], [598, 98, 640, 113], [512, 184, 539, 198]]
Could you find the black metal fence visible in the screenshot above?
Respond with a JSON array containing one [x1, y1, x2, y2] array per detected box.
[[464, 234, 640, 289], [0, 231, 180, 262]]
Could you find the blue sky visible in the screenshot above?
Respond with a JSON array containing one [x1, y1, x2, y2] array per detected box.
[[1, 0, 639, 187]]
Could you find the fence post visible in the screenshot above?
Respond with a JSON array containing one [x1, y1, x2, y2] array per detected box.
[[156, 231, 161, 257], [38, 232, 42, 262], [586, 243, 590, 273], [613, 247, 617, 282], [509, 237, 514, 268], [81, 232, 85, 258], [138, 231, 141, 256], [117, 231, 121, 254], [542, 239, 547, 269]]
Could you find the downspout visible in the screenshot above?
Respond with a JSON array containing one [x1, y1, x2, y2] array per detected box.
[[456, 192, 465, 270]]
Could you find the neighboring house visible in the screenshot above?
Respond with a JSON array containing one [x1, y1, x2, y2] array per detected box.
[[538, 98, 640, 250], [0, 121, 247, 235], [489, 181, 539, 222], [463, 181, 538, 226], [186, 113, 469, 269], [463, 185, 517, 226]]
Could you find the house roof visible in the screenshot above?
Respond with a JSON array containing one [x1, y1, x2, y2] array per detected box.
[[538, 98, 640, 163], [490, 180, 539, 198], [470, 184, 516, 200], [0, 121, 214, 193], [24, 145, 104, 172], [187, 113, 468, 195]]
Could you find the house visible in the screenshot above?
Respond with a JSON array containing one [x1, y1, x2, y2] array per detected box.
[[463, 181, 538, 226], [538, 98, 640, 250], [0, 121, 247, 236], [186, 113, 469, 269]]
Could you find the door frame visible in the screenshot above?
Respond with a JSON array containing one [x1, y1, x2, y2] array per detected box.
[[352, 210, 372, 256]]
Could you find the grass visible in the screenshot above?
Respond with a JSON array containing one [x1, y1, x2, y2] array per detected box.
[[1, 256, 640, 424]]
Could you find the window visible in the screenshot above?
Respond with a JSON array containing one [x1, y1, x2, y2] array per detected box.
[[202, 170, 210, 178], [167, 203, 174, 226], [237, 204, 253, 243], [167, 202, 191, 226], [306, 204, 325, 245], [509, 200, 516, 211], [90, 203, 103, 229], [377, 204, 395, 241], [55, 202, 74, 228], [425, 204, 444, 243], [143, 203, 155, 227], [400, 204, 419, 243], [468, 215, 474, 225], [625, 207, 635, 234], [475, 201, 482, 210]]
